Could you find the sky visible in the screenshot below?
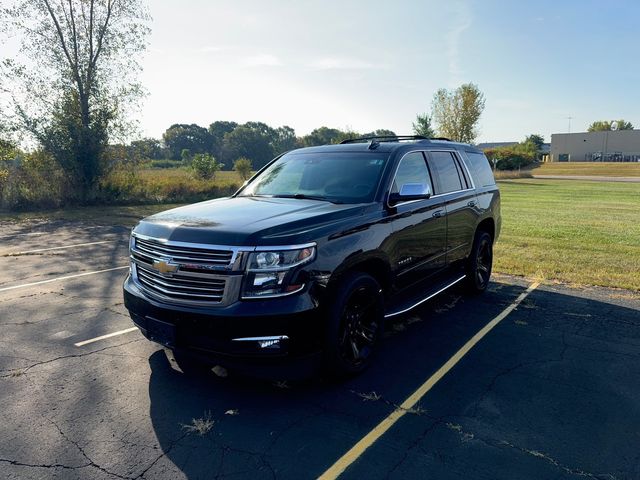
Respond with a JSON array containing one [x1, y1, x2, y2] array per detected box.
[[5, 0, 640, 144]]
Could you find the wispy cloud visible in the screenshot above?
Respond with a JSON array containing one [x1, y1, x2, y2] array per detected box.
[[446, 1, 473, 86], [307, 57, 383, 70], [240, 54, 283, 67]]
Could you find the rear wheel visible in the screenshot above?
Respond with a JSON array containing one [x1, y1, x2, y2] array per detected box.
[[325, 272, 384, 376], [465, 231, 493, 293]]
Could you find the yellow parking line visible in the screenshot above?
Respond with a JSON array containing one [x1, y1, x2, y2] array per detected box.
[[319, 281, 540, 479]]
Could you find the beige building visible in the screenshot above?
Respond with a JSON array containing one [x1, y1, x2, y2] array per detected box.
[[550, 130, 640, 162]]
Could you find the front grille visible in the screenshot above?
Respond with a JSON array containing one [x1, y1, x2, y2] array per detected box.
[[135, 263, 226, 303], [130, 235, 241, 306], [134, 236, 234, 266]]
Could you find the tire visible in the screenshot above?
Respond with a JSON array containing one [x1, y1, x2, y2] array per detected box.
[[465, 230, 493, 294], [324, 272, 385, 376]]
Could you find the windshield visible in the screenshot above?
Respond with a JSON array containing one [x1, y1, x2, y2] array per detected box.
[[238, 152, 388, 204]]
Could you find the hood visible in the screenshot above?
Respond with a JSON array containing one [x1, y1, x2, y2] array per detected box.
[[133, 196, 370, 246]]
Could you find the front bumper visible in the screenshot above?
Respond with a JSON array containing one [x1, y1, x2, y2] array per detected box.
[[123, 274, 324, 372]]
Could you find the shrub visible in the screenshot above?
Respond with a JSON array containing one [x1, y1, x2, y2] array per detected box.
[[0, 150, 72, 210], [233, 157, 253, 181], [191, 153, 224, 180], [484, 142, 537, 171]]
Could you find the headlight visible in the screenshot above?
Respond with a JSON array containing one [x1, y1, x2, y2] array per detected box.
[[242, 245, 316, 298]]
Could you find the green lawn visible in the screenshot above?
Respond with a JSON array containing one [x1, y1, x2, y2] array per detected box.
[[2, 178, 638, 291], [531, 162, 640, 177], [495, 179, 640, 291]]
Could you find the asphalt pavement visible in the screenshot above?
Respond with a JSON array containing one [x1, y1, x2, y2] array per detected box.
[[0, 219, 639, 480]]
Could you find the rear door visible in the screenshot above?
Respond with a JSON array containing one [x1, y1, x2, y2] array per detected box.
[[385, 151, 447, 289], [426, 150, 479, 267]]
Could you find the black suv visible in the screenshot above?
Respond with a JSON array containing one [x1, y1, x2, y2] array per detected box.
[[123, 136, 500, 376]]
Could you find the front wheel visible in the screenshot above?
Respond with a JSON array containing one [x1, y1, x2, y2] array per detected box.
[[325, 272, 384, 376], [465, 231, 493, 293]]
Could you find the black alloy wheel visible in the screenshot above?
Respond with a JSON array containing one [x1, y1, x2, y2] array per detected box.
[[466, 230, 493, 293], [326, 272, 384, 376]]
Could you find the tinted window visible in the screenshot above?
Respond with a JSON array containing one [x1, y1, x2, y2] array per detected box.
[[391, 152, 432, 194], [465, 151, 496, 187], [239, 152, 387, 204], [427, 151, 463, 194]]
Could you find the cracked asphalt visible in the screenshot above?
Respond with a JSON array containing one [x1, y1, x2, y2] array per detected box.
[[1, 219, 639, 479]]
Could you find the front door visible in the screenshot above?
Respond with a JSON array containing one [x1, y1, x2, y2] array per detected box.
[[384, 151, 447, 290]]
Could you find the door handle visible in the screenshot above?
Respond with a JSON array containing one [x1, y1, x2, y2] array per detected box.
[[432, 210, 444, 218], [467, 200, 477, 207]]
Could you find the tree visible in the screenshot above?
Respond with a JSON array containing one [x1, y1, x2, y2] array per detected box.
[[524, 134, 545, 150], [300, 127, 345, 146], [587, 120, 634, 132], [191, 153, 223, 180], [272, 126, 298, 154], [222, 125, 274, 170], [1, 0, 150, 200], [129, 138, 165, 160], [163, 124, 212, 160], [432, 83, 485, 143], [412, 113, 435, 138], [233, 157, 253, 181], [208, 120, 238, 158]]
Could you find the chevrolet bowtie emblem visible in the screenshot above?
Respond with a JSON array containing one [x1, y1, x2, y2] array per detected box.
[[153, 259, 179, 274]]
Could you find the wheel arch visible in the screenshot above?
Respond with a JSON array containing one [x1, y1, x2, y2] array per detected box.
[[329, 253, 392, 297]]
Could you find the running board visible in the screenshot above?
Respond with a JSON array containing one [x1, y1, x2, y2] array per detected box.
[[384, 274, 466, 318]]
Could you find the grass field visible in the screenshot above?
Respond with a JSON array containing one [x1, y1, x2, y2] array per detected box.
[[495, 179, 640, 291], [2, 178, 638, 291], [531, 162, 640, 176]]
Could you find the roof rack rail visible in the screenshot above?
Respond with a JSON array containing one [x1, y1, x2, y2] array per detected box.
[[339, 135, 429, 145], [430, 137, 452, 141]]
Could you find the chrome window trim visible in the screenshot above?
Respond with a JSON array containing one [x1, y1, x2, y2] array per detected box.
[[455, 151, 477, 190], [387, 149, 476, 208]]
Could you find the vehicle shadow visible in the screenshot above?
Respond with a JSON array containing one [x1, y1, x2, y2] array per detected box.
[[145, 282, 640, 479]]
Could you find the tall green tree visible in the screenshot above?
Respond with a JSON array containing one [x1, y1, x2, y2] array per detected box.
[[300, 127, 345, 146], [272, 126, 298, 154], [432, 83, 485, 143], [412, 113, 435, 138], [222, 125, 274, 170], [1, 0, 150, 200], [163, 124, 212, 160], [524, 134, 545, 150], [208, 121, 238, 158], [587, 120, 634, 132]]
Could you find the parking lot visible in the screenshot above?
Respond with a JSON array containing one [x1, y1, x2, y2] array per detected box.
[[1, 219, 639, 480]]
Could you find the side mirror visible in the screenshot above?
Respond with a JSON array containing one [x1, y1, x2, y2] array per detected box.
[[389, 183, 431, 205]]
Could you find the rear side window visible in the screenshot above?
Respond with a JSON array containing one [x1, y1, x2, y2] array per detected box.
[[391, 152, 433, 194], [426, 151, 463, 194], [465, 151, 496, 187]]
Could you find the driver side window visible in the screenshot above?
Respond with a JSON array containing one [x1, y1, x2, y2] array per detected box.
[[391, 152, 432, 194]]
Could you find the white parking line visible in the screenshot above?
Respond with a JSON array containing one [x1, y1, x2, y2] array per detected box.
[[0, 266, 129, 293], [3, 240, 113, 255], [74, 327, 139, 347]]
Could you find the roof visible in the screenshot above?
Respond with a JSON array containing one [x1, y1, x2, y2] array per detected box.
[[293, 138, 479, 155]]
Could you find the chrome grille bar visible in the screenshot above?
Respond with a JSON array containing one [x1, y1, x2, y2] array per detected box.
[[130, 233, 243, 306]]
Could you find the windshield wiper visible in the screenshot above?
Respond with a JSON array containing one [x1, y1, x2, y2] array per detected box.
[[272, 194, 343, 204]]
